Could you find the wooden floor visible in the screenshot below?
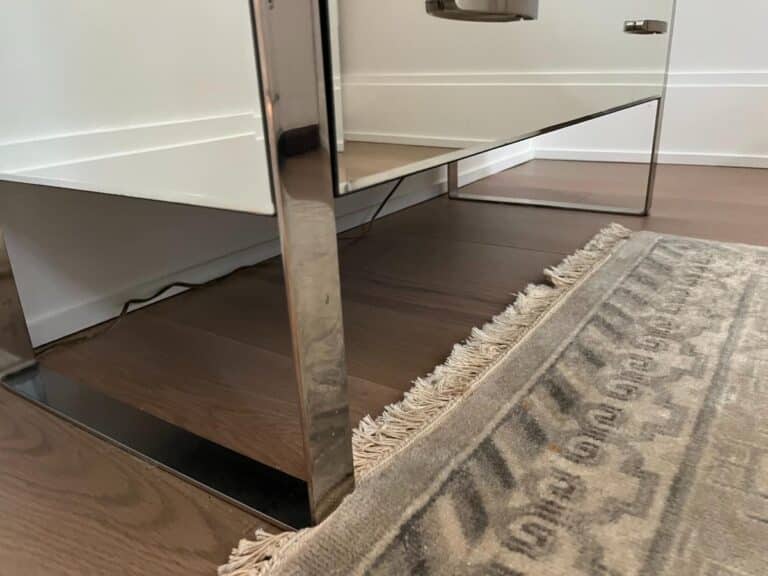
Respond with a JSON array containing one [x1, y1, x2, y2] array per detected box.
[[3, 162, 767, 575]]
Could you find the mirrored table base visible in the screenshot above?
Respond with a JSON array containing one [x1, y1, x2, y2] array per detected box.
[[2, 365, 311, 529]]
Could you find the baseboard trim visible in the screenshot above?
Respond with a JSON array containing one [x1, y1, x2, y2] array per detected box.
[[345, 131, 491, 149], [535, 147, 768, 169], [1, 112, 260, 173]]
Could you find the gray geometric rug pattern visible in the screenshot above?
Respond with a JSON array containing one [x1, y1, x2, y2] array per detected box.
[[244, 232, 768, 576]]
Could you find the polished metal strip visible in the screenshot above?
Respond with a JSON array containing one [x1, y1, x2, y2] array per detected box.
[[449, 190, 647, 215], [0, 227, 35, 377], [3, 365, 311, 529], [249, 0, 354, 524]]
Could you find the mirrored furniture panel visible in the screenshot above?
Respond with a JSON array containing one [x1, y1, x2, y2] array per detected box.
[[0, 1, 273, 214], [332, 0, 676, 211]]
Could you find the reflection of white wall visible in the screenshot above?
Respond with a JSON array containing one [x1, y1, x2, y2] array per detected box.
[[538, 0, 768, 167], [339, 0, 768, 168], [340, 0, 672, 74], [0, 0, 273, 213], [339, 0, 670, 146]]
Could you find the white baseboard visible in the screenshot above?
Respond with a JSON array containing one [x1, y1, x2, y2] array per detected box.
[[1, 112, 259, 173], [458, 145, 535, 186], [534, 147, 768, 169], [534, 148, 649, 163], [656, 152, 768, 170]]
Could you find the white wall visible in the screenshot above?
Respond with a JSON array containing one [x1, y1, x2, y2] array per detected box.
[[656, 0, 768, 167], [537, 0, 768, 167]]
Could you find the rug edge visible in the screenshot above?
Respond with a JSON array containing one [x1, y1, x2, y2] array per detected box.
[[352, 222, 634, 479], [218, 223, 634, 576]]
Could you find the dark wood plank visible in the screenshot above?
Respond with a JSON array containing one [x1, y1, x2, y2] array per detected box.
[[0, 386, 266, 576], [41, 312, 403, 479]]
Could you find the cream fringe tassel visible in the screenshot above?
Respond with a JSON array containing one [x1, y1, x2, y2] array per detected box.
[[219, 223, 633, 576]]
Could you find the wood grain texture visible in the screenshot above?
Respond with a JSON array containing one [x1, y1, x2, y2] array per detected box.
[[0, 387, 266, 576], [10, 161, 767, 575]]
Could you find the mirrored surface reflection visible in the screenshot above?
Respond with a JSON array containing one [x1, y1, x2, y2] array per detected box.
[[0, 1, 272, 214], [453, 98, 658, 212], [331, 0, 676, 194]]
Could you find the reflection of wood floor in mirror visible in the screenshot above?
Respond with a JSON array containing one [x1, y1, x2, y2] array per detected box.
[[5, 162, 768, 575], [458, 159, 652, 209], [338, 141, 453, 184]]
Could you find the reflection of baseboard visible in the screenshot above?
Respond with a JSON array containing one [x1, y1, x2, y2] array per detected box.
[[656, 152, 768, 169], [457, 146, 535, 187], [1, 113, 259, 173], [345, 131, 492, 149], [534, 148, 650, 164], [535, 147, 768, 169]]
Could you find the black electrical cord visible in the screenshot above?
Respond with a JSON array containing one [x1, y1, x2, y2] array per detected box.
[[338, 176, 405, 242], [34, 260, 270, 359], [36, 175, 407, 359]]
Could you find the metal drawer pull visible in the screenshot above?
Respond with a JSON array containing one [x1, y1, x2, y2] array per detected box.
[[426, 0, 539, 22], [624, 19, 669, 35]]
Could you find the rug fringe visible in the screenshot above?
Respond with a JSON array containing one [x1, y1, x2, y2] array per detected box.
[[352, 222, 631, 478], [218, 530, 305, 576], [218, 223, 632, 576]]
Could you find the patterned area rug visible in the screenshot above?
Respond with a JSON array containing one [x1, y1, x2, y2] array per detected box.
[[221, 225, 768, 576]]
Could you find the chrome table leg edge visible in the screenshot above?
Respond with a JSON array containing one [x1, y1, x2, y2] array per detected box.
[[449, 189, 648, 215], [250, 0, 354, 524]]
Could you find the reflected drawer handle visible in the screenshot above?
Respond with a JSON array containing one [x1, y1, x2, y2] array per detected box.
[[624, 19, 669, 35], [426, 0, 538, 22]]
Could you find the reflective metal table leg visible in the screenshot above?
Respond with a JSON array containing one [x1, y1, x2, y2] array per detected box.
[[448, 99, 663, 217], [2, 182, 318, 529], [250, 0, 354, 524]]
